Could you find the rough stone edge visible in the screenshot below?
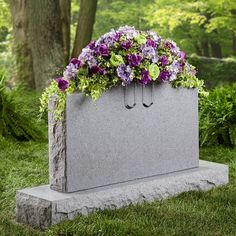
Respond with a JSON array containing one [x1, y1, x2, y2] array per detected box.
[[16, 161, 228, 229], [48, 95, 67, 192], [16, 192, 52, 230]]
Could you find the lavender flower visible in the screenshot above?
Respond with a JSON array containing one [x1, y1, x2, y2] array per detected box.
[[56, 77, 69, 91], [179, 51, 186, 61], [141, 46, 158, 63], [63, 63, 78, 79], [117, 64, 134, 85], [147, 31, 161, 45], [140, 70, 152, 85], [96, 44, 109, 56], [127, 54, 142, 67], [117, 25, 138, 39], [79, 47, 97, 66]]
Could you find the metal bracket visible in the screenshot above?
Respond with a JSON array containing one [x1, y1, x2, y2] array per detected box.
[[142, 83, 153, 108], [124, 83, 136, 109]]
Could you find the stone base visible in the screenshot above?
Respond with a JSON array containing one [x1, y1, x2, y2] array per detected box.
[[16, 161, 228, 229]]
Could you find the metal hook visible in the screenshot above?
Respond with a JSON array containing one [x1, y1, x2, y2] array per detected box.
[[142, 83, 153, 108], [124, 83, 136, 109]]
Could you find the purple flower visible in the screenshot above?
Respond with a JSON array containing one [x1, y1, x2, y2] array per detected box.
[[159, 71, 171, 82], [117, 26, 138, 39], [70, 58, 82, 69], [88, 40, 96, 50], [63, 63, 78, 79], [140, 70, 152, 85], [96, 44, 109, 56], [179, 51, 186, 61], [90, 65, 106, 75], [56, 77, 69, 91], [141, 46, 158, 63], [146, 38, 157, 48], [164, 40, 180, 55], [116, 64, 134, 85], [114, 32, 121, 41], [127, 54, 142, 67], [79, 48, 97, 66], [121, 40, 132, 50], [169, 60, 180, 75], [159, 55, 168, 66]]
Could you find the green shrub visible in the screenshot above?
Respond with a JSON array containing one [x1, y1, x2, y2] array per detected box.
[[0, 71, 45, 141], [189, 56, 236, 88], [200, 83, 236, 147]]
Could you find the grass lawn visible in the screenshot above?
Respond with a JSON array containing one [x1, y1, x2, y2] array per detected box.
[[0, 137, 236, 236]]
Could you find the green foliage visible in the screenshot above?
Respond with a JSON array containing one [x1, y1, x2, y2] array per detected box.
[[171, 71, 207, 96], [189, 56, 236, 88], [145, 0, 236, 57], [200, 83, 236, 147], [40, 79, 76, 120], [0, 71, 45, 141]]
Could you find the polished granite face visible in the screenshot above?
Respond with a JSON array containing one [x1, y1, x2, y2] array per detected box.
[[49, 83, 199, 192]]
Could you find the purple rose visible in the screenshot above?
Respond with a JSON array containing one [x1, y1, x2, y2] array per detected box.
[[96, 44, 109, 56], [70, 58, 82, 69], [159, 55, 168, 66], [146, 38, 157, 48], [140, 70, 152, 85], [121, 40, 132, 50], [117, 64, 134, 85], [90, 65, 106, 75], [88, 40, 96, 50], [114, 32, 121, 41], [56, 77, 69, 91], [159, 71, 171, 82], [127, 54, 142, 67]]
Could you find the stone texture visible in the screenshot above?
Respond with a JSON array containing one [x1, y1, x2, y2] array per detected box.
[[48, 96, 67, 192], [49, 83, 199, 192], [16, 160, 228, 229]]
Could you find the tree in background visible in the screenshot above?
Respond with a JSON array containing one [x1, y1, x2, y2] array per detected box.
[[8, 0, 97, 90], [146, 0, 236, 58], [72, 0, 98, 57], [9, 0, 35, 88]]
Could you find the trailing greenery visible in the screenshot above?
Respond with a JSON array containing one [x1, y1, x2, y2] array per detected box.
[[189, 56, 236, 88], [0, 71, 45, 141], [39, 79, 76, 120], [200, 83, 236, 147]]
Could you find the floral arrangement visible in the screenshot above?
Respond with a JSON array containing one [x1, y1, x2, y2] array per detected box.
[[40, 26, 205, 119]]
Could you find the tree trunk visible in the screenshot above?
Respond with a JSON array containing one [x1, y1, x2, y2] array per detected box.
[[194, 42, 202, 56], [210, 41, 222, 58], [201, 40, 210, 57], [27, 0, 65, 90], [9, 0, 35, 89], [72, 0, 98, 57], [60, 0, 71, 63]]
